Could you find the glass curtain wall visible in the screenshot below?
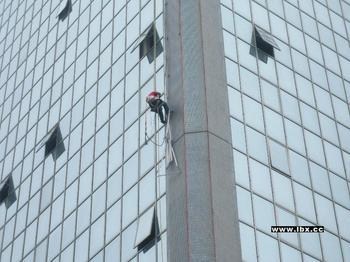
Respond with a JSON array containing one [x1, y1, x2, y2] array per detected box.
[[0, 0, 167, 261], [220, 0, 350, 261]]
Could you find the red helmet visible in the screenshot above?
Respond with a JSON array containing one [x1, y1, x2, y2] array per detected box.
[[146, 91, 161, 102]]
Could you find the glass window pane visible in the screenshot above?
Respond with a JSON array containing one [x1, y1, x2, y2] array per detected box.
[[305, 34, 323, 64], [107, 169, 122, 207], [89, 215, 105, 258], [337, 124, 350, 152], [323, 45, 341, 74], [342, 240, 350, 262], [37, 208, 50, 243], [253, 194, 276, 234], [319, 114, 339, 145], [295, 75, 315, 107], [77, 198, 91, 235], [139, 171, 156, 212], [134, 206, 155, 247], [237, 39, 257, 72], [252, 2, 269, 31], [74, 230, 89, 262], [281, 91, 300, 123], [315, 193, 338, 233], [335, 204, 350, 241], [314, 86, 334, 117], [228, 87, 243, 121], [285, 119, 305, 154], [300, 102, 320, 135], [310, 162, 331, 198], [301, 13, 318, 40], [226, 59, 240, 88], [106, 200, 121, 242], [329, 173, 350, 208], [231, 119, 247, 153], [122, 185, 138, 228], [299, 218, 322, 259], [239, 223, 257, 262], [293, 183, 316, 222], [92, 183, 106, 222], [289, 150, 310, 187], [121, 222, 137, 261], [272, 171, 294, 211], [246, 127, 268, 164], [324, 142, 345, 177], [304, 131, 325, 166], [64, 180, 78, 217], [277, 63, 296, 95], [270, 13, 288, 42], [109, 138, 123, 176], [333, 95, 350, 127], [321, 231, 342, 262], [221, 7, 234, 34], [256, 231, 279, 262], [123, 152, 139, 193], [269, 139, 289, 175], [249, 158, 272, 200], [259, 54, 278, 84], [327, 70, 346, 99], [265, 108, 285, 143], [48, 225, 61, 261], [291, 49, 310, 78], [310, 62, 328, 89], [243, 95, 264, 132], [275, 207, 298, 246], [236, 186, 253, 224], [261, 80, 280, 112], [235, 15, 252, 43], [233, 150, 250, 188], [280, 243, 302, 262], [124, 123, 139, 160], [105, 237, 120, 262], [288, 24, 305, 52], [62, 212, 76, 249]]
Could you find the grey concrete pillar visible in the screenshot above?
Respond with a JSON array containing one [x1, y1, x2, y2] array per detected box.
[[164, 0, 242, 261]]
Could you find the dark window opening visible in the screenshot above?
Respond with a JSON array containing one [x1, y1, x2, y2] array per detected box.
[[249, 25, 280, 63], [57, 0, 72, 21], [44, 125, 65, 160], [0, 175, 17, 209], [132, 25, 163, 63], [134, 207, 161, 252]]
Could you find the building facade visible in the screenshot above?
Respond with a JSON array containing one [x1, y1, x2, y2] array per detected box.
[[220, 0, 350, 261], [0, 0, 167, 261], [0, 0, 349, 262]]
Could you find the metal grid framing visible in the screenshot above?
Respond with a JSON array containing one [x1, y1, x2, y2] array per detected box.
[[220, 0, 350, 261], [0, 0, 167, 261]]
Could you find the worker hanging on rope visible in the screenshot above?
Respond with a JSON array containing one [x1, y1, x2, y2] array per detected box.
[[146, 91, 169, 124]]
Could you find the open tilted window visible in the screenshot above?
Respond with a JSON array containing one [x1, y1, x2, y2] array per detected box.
[[57, 0, 72, 21], [43, 124, 65, 160], [0, 175, 17, 209], [249, 25, 280, 63], [268, 139, 290, 176], [131, 24, 163, 63], [134, 206, 160, 252]]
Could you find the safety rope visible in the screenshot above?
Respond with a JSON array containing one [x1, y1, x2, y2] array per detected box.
[[144, 114, 166, 147]]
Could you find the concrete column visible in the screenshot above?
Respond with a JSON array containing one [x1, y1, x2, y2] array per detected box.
[[164, 0, 242, 261]]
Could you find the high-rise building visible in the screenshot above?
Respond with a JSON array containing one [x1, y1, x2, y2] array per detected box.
[[217, 0, 350, 261], [0, 0, 349, 262], [0, 0, 167, 261]]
